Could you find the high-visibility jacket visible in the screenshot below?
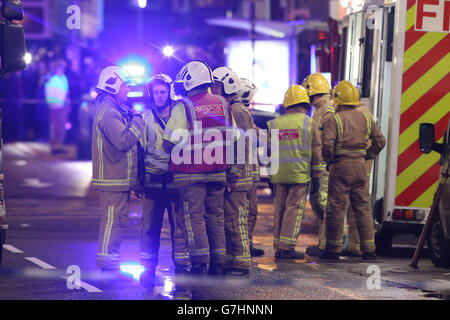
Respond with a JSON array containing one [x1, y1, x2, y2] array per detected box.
[[169, 93, 233, 174], [143, 108, 171, 174], [142, 106, 176, 189], [267, 112, 323, 184], [92, 94, 145, 191]]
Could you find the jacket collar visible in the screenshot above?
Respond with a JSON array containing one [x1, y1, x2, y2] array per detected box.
[[313, 95, 333, 110], [99, 94, 129, 114]]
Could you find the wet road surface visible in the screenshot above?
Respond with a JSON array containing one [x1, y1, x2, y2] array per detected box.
[[1, 142, 450, 300]]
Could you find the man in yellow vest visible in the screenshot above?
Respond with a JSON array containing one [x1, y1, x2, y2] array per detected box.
[[267, 85, 324, 259], [321, 81, 386, 261]]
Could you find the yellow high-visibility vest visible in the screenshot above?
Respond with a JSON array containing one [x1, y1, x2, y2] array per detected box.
[[267, 113, 313, 184]]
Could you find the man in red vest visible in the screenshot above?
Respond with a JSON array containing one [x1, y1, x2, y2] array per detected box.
[[163, 61, 241, 278]]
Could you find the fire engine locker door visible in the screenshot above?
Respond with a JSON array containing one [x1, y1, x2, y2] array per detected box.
[[360, 5, 385, 199], [373, 5, 396, 207], [345, 13, 364, 84], [354, 12, 364, 87]]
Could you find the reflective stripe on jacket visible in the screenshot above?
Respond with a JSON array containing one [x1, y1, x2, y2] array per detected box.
[[321, 105, 386, 163], [267, 112, 323, 184], [143, 109, 171, 174], [142, 106, 177, 189], [169, 93, 233, 174]]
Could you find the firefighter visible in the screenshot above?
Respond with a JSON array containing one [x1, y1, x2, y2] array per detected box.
[[320, 80, 386, 261], [139, 74, 185, 287], [212, 67, 254, 276], [236, 78, 265, 257], [343, 102, 377, 257], [302, 73, 335, 257], [92, 66, 145, 274], [267, 85, 323, 259], [162, 60, 239, 277]]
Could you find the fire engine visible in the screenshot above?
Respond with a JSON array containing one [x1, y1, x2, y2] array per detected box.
[[339, 0, 449, 254]]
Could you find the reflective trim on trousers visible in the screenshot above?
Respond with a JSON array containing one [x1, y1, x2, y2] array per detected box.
[[101, 205, 114, 255], [232, 255, 251, 262], [211, 248, 227, 259], [127, 150, 132, 180], [191, 248, 210, 257], [183, 201, 195, 249], [97, 253, 120, 260], [327, 239, 343, 246], [274, 237, 297, 245], [238, 206, 250, 257], [292, 200, 305, 241]]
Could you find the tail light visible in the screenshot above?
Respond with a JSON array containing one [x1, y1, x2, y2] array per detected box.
[[393, 209, 403, 219], [393, 209, 426, 221]]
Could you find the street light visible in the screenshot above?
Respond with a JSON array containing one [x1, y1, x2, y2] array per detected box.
[[137, 0, 147, 9], [162, 45, 174, 57], [24, 52, 32, 64]]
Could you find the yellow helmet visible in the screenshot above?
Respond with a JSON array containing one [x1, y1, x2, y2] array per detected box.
[[304, 73, 330, 97], [283, 85, 310, 108], [332, 80, 360, 106], [301, 74, 311, 87]]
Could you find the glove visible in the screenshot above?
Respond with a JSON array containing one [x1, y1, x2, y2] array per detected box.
[[310, 177, 320, 195], [227, 182, 237, 192]]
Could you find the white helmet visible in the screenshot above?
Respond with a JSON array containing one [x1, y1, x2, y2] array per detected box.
[[147, 73, 175, 101], [236, 78, 256, 106], [175, 60, 213, 93], [212, 66, 243, 95], [96, 66, 133, 95]]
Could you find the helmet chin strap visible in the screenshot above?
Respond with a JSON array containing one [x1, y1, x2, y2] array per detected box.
[[154, 100, 171, 114]]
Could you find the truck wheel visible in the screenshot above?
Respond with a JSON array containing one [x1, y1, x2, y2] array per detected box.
[[427, 214, 450, 268], [375, 228, 393, 256]]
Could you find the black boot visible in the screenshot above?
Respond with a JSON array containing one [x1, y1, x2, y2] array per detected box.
[[209, 263, 224, 276], [250, 246, 265, 257], [318, 251, 341, 261], [139, 268, 156, 288], [341, 249, 362, 257], [174, 265, 191, 300], [224, 268, 250, 277], [306, 246, 325, 257], [362, 252, 378, 261], [275, 249, 305, 260], [190, 263, 208, 276]]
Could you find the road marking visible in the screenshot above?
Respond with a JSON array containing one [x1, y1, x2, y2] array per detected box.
[[323, 286, 364, 300], [25, 257, 103, 292], [432, 279, 450, 286], [79, 280, 102, 293], [25, 257, 57, 270], [3, 244, 24, 253], [5, 243, 103, 293]]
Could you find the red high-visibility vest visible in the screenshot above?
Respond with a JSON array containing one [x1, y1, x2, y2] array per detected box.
[[170, 92, 233, 173]]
